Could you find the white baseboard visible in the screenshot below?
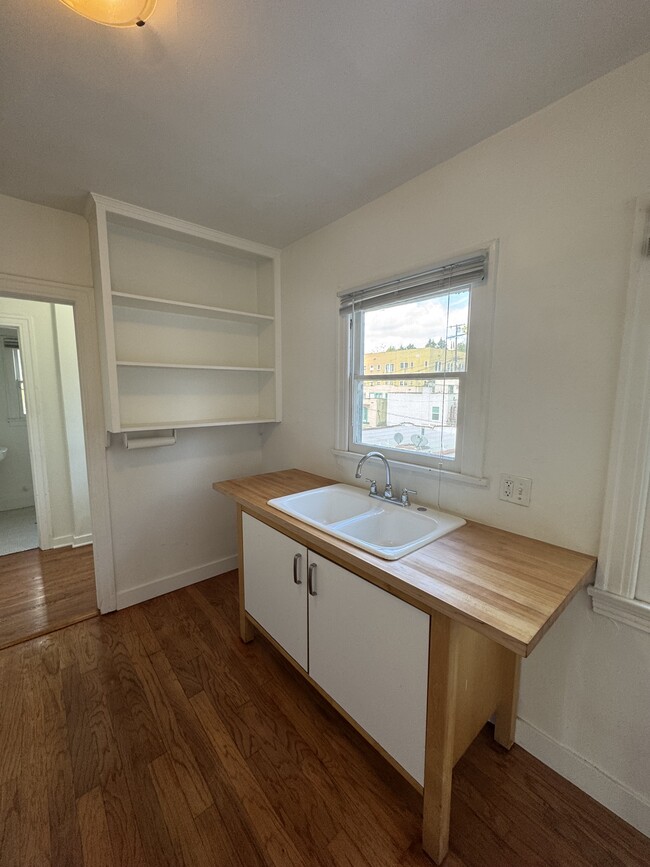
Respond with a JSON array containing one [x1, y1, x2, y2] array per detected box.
[[45, 533, 93, 549], [516, 717, 650, 839], [116, 555, 238, 610]]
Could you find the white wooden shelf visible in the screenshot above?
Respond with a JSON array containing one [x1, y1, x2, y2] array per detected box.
[[87, 194, 282, 434], [119, 417, 278, 432], [116, 361, 275, 372], [111, 291, 274, 324]]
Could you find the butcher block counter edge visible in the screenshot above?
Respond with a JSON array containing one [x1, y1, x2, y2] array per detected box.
[[213, 469, 597, 657]]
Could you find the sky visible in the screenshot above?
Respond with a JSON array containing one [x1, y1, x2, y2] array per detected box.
[[363, 290, 469, 353]]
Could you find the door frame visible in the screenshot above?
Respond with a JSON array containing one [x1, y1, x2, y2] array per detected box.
[[0, 273, 116, 612]]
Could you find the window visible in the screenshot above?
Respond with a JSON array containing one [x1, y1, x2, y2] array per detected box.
[[339, 249, 494, 479], [2, 336, 26, 422]]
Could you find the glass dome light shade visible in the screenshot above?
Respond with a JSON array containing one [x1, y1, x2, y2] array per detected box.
[[58, 0, 157, 27]]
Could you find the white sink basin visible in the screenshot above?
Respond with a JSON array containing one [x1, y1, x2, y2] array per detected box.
[[271, 484, 375, 525], [0, 447, 7, 462], [268, 484, 465, 560]]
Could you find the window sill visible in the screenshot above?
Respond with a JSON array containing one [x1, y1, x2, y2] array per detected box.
[[331, 449, 489, 488], [588, 586, 650, 634]]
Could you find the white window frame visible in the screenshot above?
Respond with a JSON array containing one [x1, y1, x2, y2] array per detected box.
[[336, 242, 497, 485], [589, 198, 650, 632]]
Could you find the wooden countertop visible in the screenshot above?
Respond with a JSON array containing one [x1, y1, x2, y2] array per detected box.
[[214, 469, 597, 657]]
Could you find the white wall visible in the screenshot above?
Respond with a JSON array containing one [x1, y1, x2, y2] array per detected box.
[[261, 53, 650, 833], [0, 193, 265, 604], [106, 427, 263, 607], [0, 329, 34, 511]]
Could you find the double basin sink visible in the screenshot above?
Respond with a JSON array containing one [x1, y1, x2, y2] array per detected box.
[[268, 484, 465, 560]]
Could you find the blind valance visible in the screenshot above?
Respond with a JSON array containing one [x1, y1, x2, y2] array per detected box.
[[338, 252, 487, 315]]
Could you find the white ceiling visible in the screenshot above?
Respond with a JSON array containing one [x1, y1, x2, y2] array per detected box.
[[2, 1, 650, 248]]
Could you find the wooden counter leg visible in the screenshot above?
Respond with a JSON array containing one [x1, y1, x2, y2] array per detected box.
[[236, 506, 255, 643], [422, 612, 459, 864], [494, 651, 521, 749]]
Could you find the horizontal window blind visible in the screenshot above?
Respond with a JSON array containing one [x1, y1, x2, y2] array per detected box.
[[338, 252, 487, 315]]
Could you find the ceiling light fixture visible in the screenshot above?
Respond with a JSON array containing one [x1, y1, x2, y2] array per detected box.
[[58, 0, 157, 27]]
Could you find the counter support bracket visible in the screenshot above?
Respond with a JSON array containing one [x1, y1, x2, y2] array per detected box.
[[236, 505, 255, 642], [495, 653, 521, 749], [422, 611, 459, 864], [422, 613, 521, 863]]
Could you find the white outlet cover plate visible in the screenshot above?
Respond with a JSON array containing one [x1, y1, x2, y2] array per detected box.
[[499, 473, 532, 506]]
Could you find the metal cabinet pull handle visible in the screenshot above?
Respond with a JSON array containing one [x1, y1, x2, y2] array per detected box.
[[308, 562, 317, 596], [293, 553, 303, 584]]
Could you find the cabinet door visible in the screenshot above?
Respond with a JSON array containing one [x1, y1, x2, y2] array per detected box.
[[307, 552, 429, 784], [242, 514, 308, 670]]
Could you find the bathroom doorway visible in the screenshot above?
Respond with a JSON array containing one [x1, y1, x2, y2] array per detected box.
[[0, 297, 98, 648]]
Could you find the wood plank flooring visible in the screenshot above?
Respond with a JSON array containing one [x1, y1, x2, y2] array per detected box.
[[1, 569, 648, 866], [0, 545, 97, 651]]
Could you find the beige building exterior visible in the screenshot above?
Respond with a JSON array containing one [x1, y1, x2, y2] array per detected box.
[[363, 345, 466, 390]]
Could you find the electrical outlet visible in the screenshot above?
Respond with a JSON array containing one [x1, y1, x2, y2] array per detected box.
[[499, 473, 532, 506]]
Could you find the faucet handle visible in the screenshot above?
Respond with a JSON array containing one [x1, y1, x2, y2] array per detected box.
[[400, 488, 417, 506], [365, 478, 378, 495]]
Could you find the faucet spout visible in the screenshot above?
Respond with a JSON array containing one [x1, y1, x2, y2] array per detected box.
[[355, 451, 393, 499]]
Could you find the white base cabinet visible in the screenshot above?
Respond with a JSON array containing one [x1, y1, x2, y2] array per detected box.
[[242, 514, 429, 784], [242, 513, 308, 671], [307, 551, 429, 784]]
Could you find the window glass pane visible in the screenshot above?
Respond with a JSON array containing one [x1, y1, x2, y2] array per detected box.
[[355, 289, 469, 461], [360, 378, 459, 458], [12, 347, 23, 382]]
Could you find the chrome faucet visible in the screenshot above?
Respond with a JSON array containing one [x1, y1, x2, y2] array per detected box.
[[355, 450, 393, 499], [355, 451, 417, 506]]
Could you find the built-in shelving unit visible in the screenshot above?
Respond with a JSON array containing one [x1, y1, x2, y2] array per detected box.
[[86, 194, 281, 433]]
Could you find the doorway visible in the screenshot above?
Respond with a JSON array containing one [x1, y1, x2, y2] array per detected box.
[[0, 273, 115, 617], [0, 297, 98, 648]]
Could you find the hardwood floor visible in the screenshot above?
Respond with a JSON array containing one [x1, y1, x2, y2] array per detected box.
[[0, 545, 97, 651], [0, 569, 648, 866]]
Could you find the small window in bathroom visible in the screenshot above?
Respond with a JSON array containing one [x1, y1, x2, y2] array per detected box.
[[2, 336, 27, 422]]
